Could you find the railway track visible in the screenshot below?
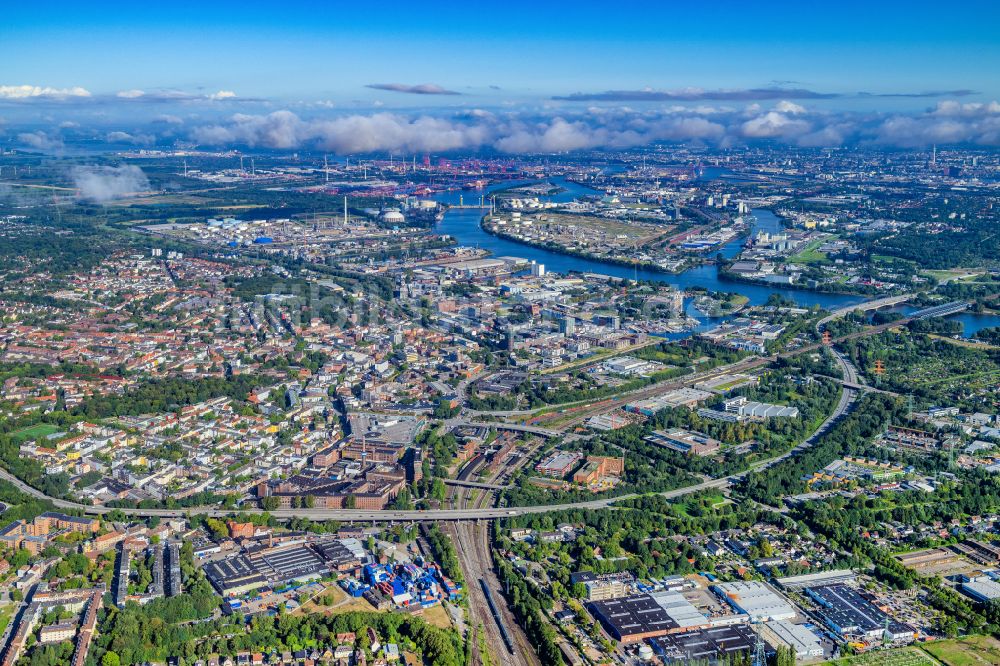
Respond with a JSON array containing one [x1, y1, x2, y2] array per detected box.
[[447, 440, 542, 666]]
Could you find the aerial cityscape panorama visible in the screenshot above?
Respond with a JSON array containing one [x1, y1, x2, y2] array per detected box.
[[3, 2, 1000, 666]]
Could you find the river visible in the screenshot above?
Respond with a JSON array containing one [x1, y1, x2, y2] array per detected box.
[[432, 177, 865, 306], [431, 177, 1000, 337]]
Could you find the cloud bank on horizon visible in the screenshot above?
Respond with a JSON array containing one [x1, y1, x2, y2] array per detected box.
[[5, 80, 1000, 153], [175, 100, 1000, 153], [553, 87, 980, 102], [0, 85, 248, 104]]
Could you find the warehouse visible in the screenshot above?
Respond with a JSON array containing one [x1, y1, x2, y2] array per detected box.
[[626, 388, 713, 416], [536, 451, 583, 477], [203, 554, 268, 597], [961, 576, 1000, 603], [249, 543, 329, 584], [776, 569, 856, 590], [645, 429, 721, 456], [314, 539, 364, 575], [762, 620, 824, 659], [712, 581, 796, 622], [588, 594, 678, 643], [806, 584, 912, 641], [723, 397, 798, 419], [650, 624, 761, 664], [648, 590, 709, 629]]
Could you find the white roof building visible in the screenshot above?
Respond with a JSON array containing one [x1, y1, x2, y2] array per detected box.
[[712, 581, 797, 622]]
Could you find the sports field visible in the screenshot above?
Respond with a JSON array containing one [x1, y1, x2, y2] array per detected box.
[[10, 423, 62, 443]]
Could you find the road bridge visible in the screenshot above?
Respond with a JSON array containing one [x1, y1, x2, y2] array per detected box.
[[816, 294, 913, 331], [459, 420, 562, 438], [443, 479, 508, 491]]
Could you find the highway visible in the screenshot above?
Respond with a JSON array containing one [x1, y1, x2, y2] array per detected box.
[[0, 449, 829, 523], [0, 291, 929, 527], [0, 322, 877, 523], [443, 478, 508, 491], [458, 421, 561, 439]]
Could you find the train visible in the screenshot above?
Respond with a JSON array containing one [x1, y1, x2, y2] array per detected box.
[[479, 578, 515, 654]]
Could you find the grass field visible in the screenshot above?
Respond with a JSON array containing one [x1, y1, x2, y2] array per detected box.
[[294, 582, 454, 629], [0, 605, 13, 636], [789, 238, 829, 265], [928, 334, 1000, 351], [10, 423, 62, 443], [824, 646, 939, 666], [675, 492, 727, 517], [419, 603, 455, 629], [921, 269, 985, 284], [922, 636, 1000, 666]]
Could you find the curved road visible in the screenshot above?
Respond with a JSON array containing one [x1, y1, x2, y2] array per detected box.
[[0, 302, 897, 524], [0, 381, 853, 523]]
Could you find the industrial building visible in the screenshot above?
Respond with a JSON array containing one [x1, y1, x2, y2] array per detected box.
[[247, 543, 328, 584], [203, 554, 269, 597], [536, 451, 584, 477], [723, 397, 799, 419], [761, 620, 825, 659], [625, 388, 713, 415], [587, 589, 733, 644], [806, 584, 913, 641], [587, 594, 681, 644], [711, 581, 797, 622], [960, 575, 1000, 603], [645, 429, 722, 456], [570, 571, 632, 601], [204, 538, 364, 598], [776, 569, 856, 590], [647, 591, 710, 630], [650, 624, 762, 664]]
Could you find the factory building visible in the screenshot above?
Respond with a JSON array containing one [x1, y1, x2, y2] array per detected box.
[[806, 584, 913, 642], [711, 581, 797, 622]]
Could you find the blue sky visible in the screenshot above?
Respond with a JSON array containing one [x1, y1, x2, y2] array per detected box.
[[3, 1, 1000, 152], [3, 0, 999, 108]]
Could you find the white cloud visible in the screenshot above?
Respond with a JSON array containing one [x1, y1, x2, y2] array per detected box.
[[106, 131, 154, 145], [741, 111, 811, 139], [179, 98, 1000, 154], [17, 131, 64, 151], [152, 114, 183, 125], [72, 165, 150, 202], [208, 90, 237, 101], [774, 100, 807, 115], [116, 89, 146, 99], [0, 85, 91, 100]]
